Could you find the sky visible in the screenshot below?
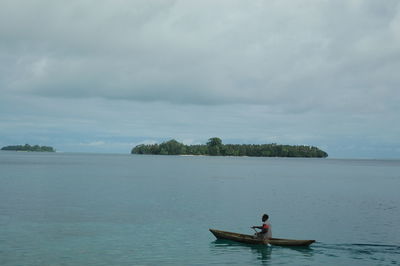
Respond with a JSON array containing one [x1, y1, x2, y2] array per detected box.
[[0, 0, 399, 158]]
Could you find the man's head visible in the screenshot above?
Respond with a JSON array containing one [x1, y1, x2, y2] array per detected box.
[[262, 214, 269, 222]]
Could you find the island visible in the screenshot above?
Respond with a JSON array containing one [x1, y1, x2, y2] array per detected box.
[[1, 144, 55, 152], [131, 138, 328, 158]]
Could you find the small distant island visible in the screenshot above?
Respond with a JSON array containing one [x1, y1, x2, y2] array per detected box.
[[132, 138, 328, 158], [1, 144, 55, 152]]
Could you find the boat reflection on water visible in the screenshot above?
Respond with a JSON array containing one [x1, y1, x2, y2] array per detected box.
[[210, 239, 272, 264], [210, 239, 315, 265]]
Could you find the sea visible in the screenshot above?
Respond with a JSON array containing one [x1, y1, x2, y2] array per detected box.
[[0, 151, 399, 265]]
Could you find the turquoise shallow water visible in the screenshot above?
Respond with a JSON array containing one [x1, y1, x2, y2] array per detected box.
[[0, 152, 399, 265]]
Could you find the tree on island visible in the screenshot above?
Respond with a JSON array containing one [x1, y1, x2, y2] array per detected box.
[[131, 138, 328, 158], [1, 144, 55, 152], [207, 137, 223, 156]]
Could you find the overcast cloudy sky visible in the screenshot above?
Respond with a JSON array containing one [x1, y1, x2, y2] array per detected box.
[[1, 0, 399, 158]]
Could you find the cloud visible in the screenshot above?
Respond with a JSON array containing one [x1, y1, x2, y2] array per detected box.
[[1, 0, 399, 114], [78, 141, 106, 147]]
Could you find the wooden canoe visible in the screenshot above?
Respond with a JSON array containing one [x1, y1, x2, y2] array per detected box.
[[209, 229, 315, 247]]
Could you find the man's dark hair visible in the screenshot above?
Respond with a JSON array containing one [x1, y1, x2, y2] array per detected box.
[[262, 214, 269, 222]]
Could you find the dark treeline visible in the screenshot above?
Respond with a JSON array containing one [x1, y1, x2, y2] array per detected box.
[[1, 144, 55, 152], [131, 138, 328, 158]]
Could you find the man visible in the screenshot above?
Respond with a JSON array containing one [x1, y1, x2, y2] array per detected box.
[[252, 214, 272, 239]]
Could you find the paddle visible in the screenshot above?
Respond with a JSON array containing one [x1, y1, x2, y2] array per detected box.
[[251, 227, 272, 247], [251, 227, 259, 234]]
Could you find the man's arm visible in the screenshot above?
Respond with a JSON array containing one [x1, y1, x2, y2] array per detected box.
[[252, 226, 263, 229]]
